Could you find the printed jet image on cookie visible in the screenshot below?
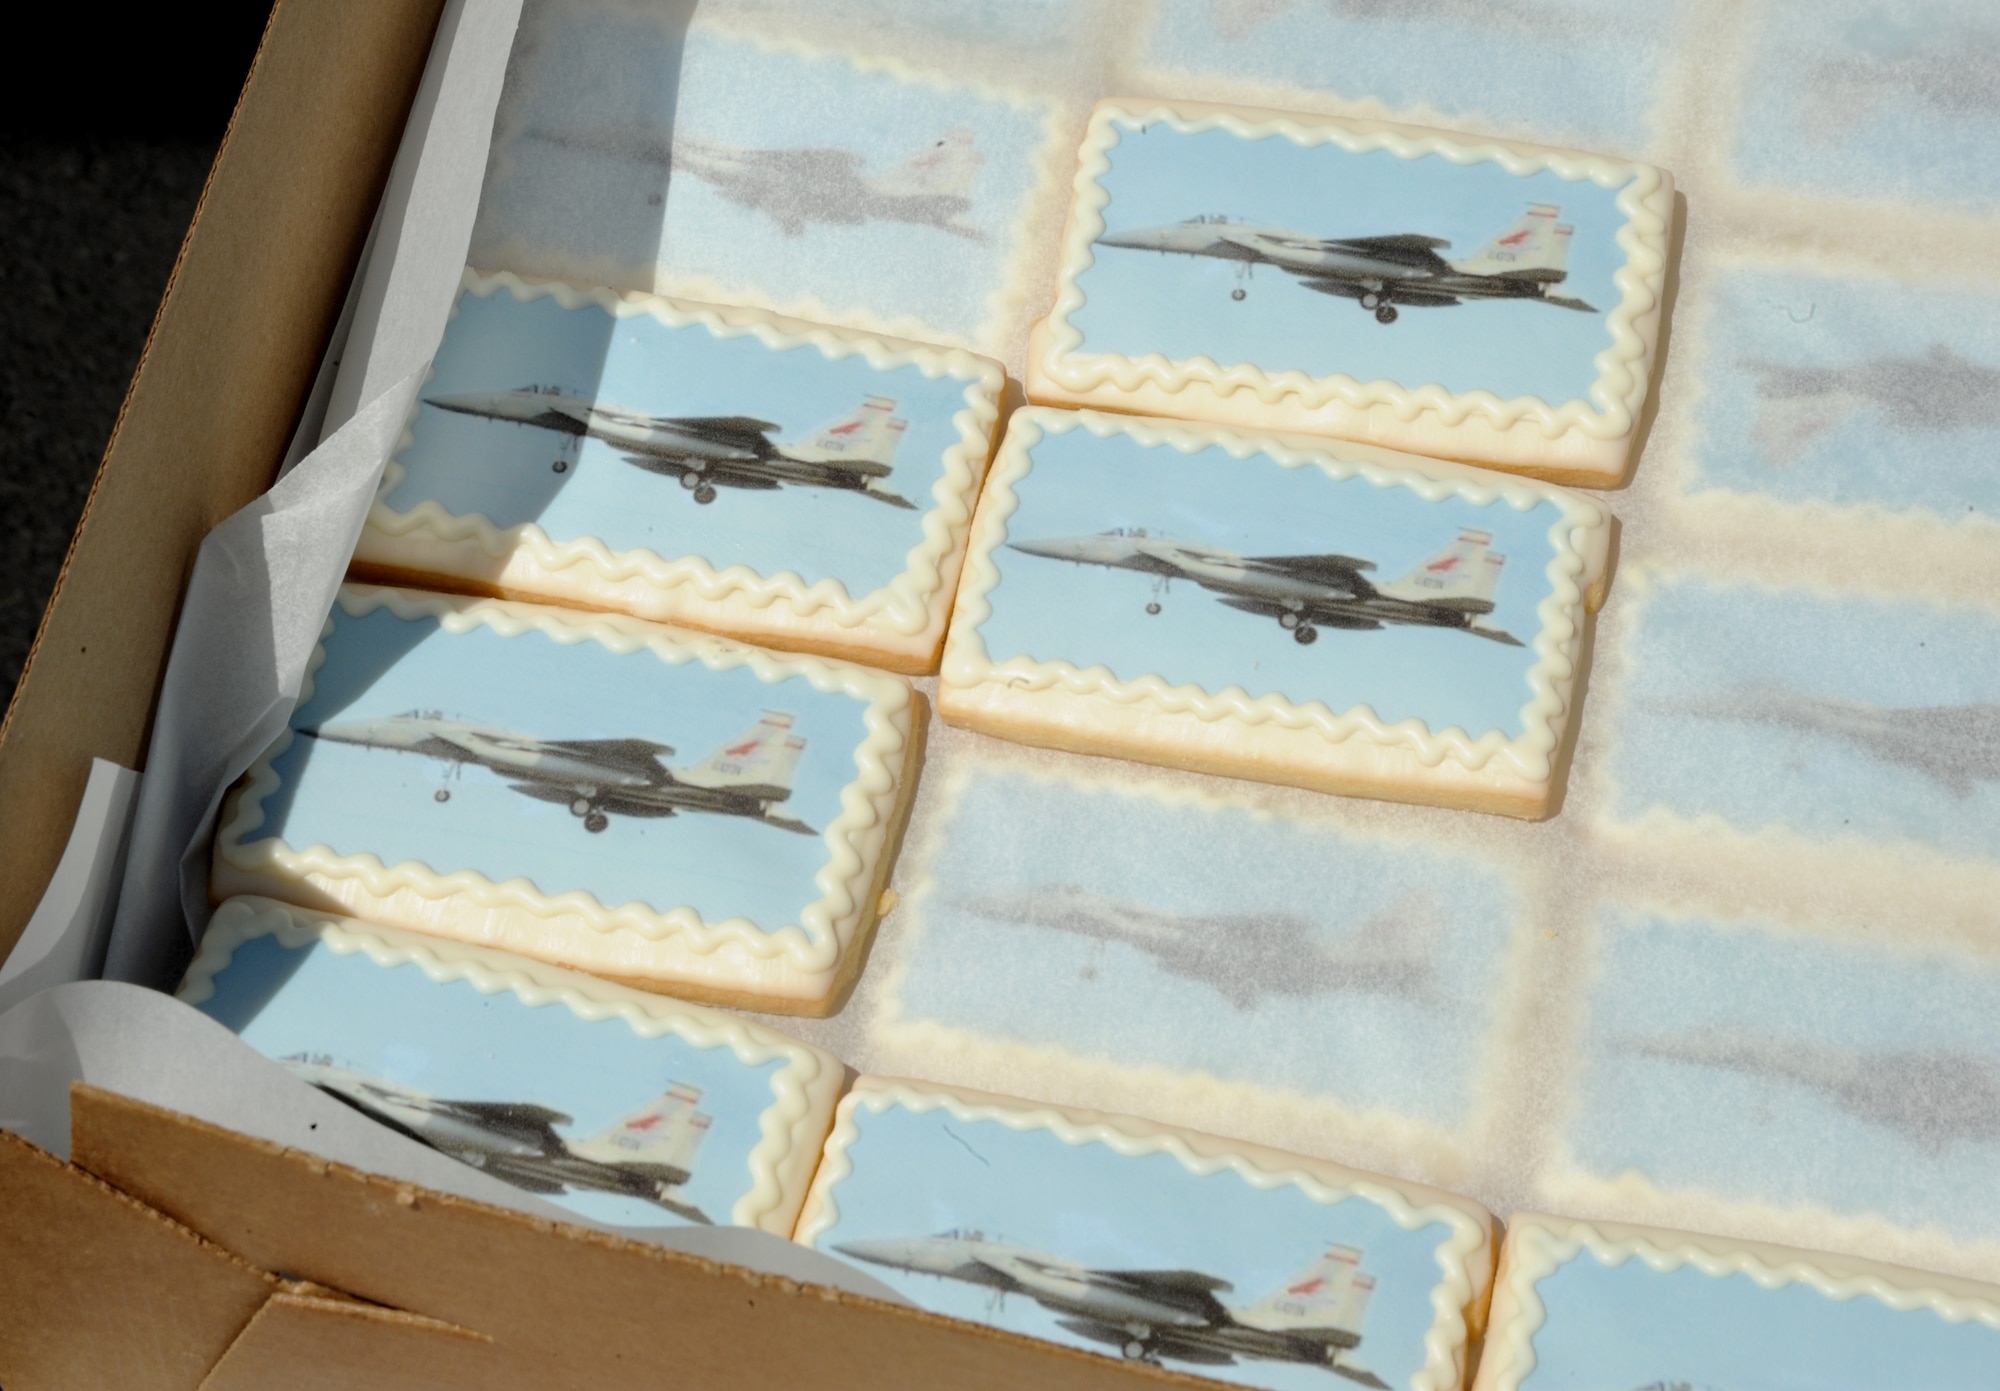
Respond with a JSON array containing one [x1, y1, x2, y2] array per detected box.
[[1096, 202, 1593, 326]]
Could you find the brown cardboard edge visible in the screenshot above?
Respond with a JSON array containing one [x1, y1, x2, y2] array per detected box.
[[198, 1291, 494, 1391], [0, 0, 449, 968], [69, 1083, 1259, 1389]]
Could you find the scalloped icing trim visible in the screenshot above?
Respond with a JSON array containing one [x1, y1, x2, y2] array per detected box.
[[1034, 100, 1672, 442], [214, 586, 912, 976], [796, 1079, 1492, 1391], [361, 270, 1006, 644], [1477, 1215, 2000, 1391], [182, 896, 843, 1232], [940, 408, 1609, 783]]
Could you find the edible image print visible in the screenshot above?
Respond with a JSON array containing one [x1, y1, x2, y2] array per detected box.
[[1515, 1244, 2000, 1391], [246, 598, 872, 931], [1066, 118, 1636, 405], [1558, 910, 2000, 1246], [1686, 269, 2000, 524], [976, 424, 1571, 742], [1142, 0, 1676, 154], [474, 5, 1059, 347], [384, 280, 978, 598], [1734, 0, 2000, 211], [885, 765, 1515, 1137], [811, 1100, 1464, 1390], [188, 929, 788, 1227], [1602, 576, 2000, 860]]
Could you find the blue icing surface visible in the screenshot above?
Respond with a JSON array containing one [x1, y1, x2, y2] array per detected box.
[[1687, 270, 2000, 521], [975, 424, 1565, 740], [1143, 0, 1677, 154], [894, 767, 1514, 1131], [1068, 123, 1632, 405], [191, 930, 785, 1227], [1734, 1, 2000, 210], [471, 17, 1053, 343], [384, 286, 978, 596], [816, 1101, 1459, 1391], [1520, 1246, 2000, 1390], [248, 603, 872, 930], [1568, 911, 2000, 1242], [1605, 576, 2000, 859]]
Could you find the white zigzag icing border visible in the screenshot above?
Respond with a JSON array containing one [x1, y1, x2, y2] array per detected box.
[[1035, 100, 1672, 442], [213, 586, 912, 974], [363, 270, 1005, 641], [940, 408, 1609, 783], [181, 896, 841, 1232], [796, 1078, 1493, 1391]]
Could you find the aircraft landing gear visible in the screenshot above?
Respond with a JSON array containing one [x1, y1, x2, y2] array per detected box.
[[1293, 625, 1319, 645], [1375, 304, 1398, 324], [1145, 601, 1162, 615], [693, 484, 717, 504], [552, 458, 568, 474], [1360, 291, 1382, 310], [1230, 287, 1247, 301], [434, 788, 452, 803], [584, 811, 610, 834], [570, 796, 593, 816], [1278, 610, 1301, 630], [1122, 1340, 1149, 1360]]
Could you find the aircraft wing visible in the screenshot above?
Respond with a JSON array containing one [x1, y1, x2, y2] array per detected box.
[[538, 738, 676, 778], [656, 414, 785, 443], [1091, 1268, 1235, 1321], [1324, 233, 1454, 270], [434, 1099, 574, 1131], [759, 812, 820, 836], [1240, 552, 1379, 584]]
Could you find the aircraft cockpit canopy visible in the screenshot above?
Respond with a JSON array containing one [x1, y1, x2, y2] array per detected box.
[[1103, 526, 1153, 538]]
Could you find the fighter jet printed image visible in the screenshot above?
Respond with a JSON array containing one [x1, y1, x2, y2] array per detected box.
[[424, 387, 917, 508], [957, 886, 1442, 1010], [1745, 344, 2000, 464], [304, 710, 818, 835], [526, 124, 988, 240], [285, 1055, 714, 1221], [1096, 202, 1592, 323], [1009, 526, 1524, 646], [1617, 1029, 2000, 1154], [837, 1233, 1388, 1385], [1668, 686, 2000, 798]]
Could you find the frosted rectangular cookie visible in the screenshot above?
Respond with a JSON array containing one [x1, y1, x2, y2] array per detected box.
[[211, 585, 918, 1015], [1026, 98, 1674, 486], [179, 897, 844, 1234], [352, 271, 1005, 674], [938, 408, 1612, 819], [795, 1077, 1496, 1390], [1474, 1213, 2000, 1391]]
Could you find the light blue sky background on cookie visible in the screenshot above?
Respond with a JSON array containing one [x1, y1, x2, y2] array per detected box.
[[1520, 1250, 2000, 1389], [1735, 0, 2000, 209], [1567, 910, 2000, 1240], [247, 604, 870, 931], [383, 285, 973, 596], [1067, 123, 1631, 405], [1142, 0, 1677, 154], [891, 766, 1514, 1131], [189, 930, 784, 1227], [810, 1102, 1457, 1391], [1605, 576, 2000, 860], [1687, 269, 2000, 521], [974, 425, 1564, 740], [472, 12, 1052, 342]]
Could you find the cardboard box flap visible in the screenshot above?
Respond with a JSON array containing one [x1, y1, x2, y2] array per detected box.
[[199, 1291, 494, 1391], [72, 1084, 1232, 1390], [0, 1126, 274, 1391]]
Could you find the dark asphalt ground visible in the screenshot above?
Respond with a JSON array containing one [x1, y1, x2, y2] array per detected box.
[[0, 6, 274, 714]]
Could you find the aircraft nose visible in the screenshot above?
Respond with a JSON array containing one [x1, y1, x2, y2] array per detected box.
[[423, 390, 520, 418], [1095, 225, 1175, 251], [832, 1239, 910, 1268], [1007, 536, 1092, 562]]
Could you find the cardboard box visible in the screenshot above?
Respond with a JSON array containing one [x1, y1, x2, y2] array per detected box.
[[0, 5, 1269, 1386]]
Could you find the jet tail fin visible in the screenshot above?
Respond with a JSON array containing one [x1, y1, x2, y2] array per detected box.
[[1449, 203, 1566, 277], [1376, 530, 1503, 607], [788, 396, 906, 476], [875, 127, 983, 198], [676, 712, 807, 795], [1236, 1245, 1372, 1337], [566, 1082, 712, 1177]]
